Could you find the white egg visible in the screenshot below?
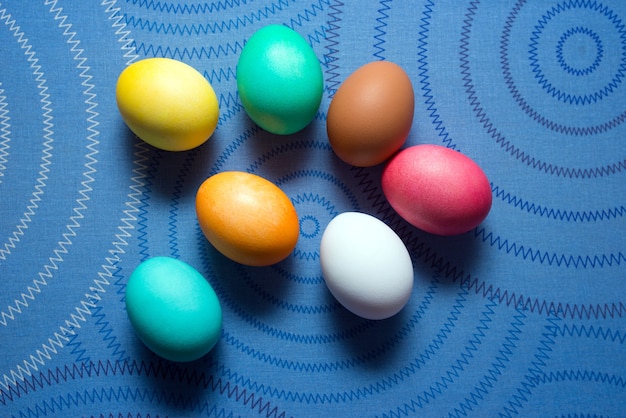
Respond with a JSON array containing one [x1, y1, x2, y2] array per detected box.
[[320, 212, 414, 320]]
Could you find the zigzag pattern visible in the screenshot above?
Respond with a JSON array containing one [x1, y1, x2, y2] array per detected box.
[[217, 90, 240, 109], [501, 0, 626, 136], [60, 141, 151, 368], [216, 92, 244, 126], [196, 271, 437, 383], [351, 166, 392, 216], [277, 167, 358, 204], [91, 414, 160, 418], [217, 280, 501, 405], [297, 214, 320, 239], [1, 360, 288, 418], [91, 303, 127, 359], [301, 22, 331, 50], [11, 385, 287, 418], [0, 85, 9, 182], [107, 0, 140, 64], [210, 125, 259, 174], [291, 192, 339, 216], [534, 369, 626, 387], [124, 0, 292, 35], [168, 149, 199, 259], [290, 192, 339, 262], [281, 0, 337, 83], [528, 3, 625, 106], [539, 0, 624, 23], [220, 296, 374, 345], [474, 227, 626, 268], [383, 296, 498, 416], [0, 9, 54, 266], [133, 40, 244, 60], [64, 332, 89, 365], [354, 165, 626, 320], [372, 0, 390, 60], [237, 287, 517, 406], [63, 294, 128, 366], [492, 184, 626, 222], [73, 23, 155, 364], [322, 1, 343, 97], [125, 0, 332, 71], [2, 2, 622, 414], [290, 247, 320, 263], [555, 322, 626, 344], [445, 253, 625, 319], [555, 26, 603, 77], [417, 0, 457, 149], [503, 369, 626, 418], [312, 109, 327, 121], [499, 315, 561, 417], [134, 148, 161, 261], [126, 1, 331, 62], [475, 228, 626, 268], [270, 262, 324, 285], [221, 331, 376, 373], [239, 268, 338, 314], [280, 170, 360, 217], [124, 0, 251, 14], [459, 0, 626, 177], [244, 140, 333, 174], [0, 0, 100, 325], [0, 0, 148, 391], [447, 310, 527, 418], [203, 67, 236, 84], [284, 0, 328, 34]]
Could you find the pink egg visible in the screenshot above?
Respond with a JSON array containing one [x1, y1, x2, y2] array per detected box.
[[382, 144, 492, 235]]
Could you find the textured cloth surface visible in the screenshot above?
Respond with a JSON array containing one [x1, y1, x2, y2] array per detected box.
[[1, 1, 625, 417]]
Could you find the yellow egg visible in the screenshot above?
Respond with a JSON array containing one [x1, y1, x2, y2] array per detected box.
[[116, 57, 219, 151], [196, 171, 299, 267]]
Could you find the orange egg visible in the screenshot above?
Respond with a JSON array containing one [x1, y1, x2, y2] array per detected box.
[[196, 171, 299, 266]]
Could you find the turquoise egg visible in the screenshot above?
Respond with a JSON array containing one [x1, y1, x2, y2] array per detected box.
[[236, 24, 324, 135], [125, 257, 222, 362]]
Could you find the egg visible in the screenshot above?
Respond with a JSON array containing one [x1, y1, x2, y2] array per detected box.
[[196, 171, 299, 266], [116, 57, 219, 151], [320, 212, 414, 320], [236, 25, 324, 135], [326, 61, 414, 167], [125, 257, 222, 362], [382, 144, 492, 236]]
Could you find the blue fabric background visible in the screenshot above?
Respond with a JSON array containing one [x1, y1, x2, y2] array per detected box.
[[0, 1, 624, 416]]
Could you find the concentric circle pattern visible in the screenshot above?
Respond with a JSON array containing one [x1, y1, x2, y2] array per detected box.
[[0, 1, 624, 417]]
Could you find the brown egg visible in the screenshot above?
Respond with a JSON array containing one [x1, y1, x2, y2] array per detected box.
[[326, 61, 414, 167]]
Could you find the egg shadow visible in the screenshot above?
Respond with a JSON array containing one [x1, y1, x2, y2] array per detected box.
[[117, 123, 146, 174], [175, 128, 224, 188], [199, 236, 295, 319], [324, 285, 412, 370], [244, 118, 329, 177], [399, 218, 486, 289], [133, 340, 224, 408], [316, 211, 488, 370], [117, 121, 223, 200]]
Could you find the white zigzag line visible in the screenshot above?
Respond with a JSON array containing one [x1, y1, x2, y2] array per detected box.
[[0, 0, 99, 325], [0, 143, 148, 390], [105, 0, 139, 64], [0, 0, 99, 383], [0, 8, 54, 263], [0, 0, 146, 391], [0, 85, 11, 182]]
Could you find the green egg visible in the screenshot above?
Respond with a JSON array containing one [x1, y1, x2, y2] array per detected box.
[[125, 257, 222, 362], [236, 24, 324, 135]]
